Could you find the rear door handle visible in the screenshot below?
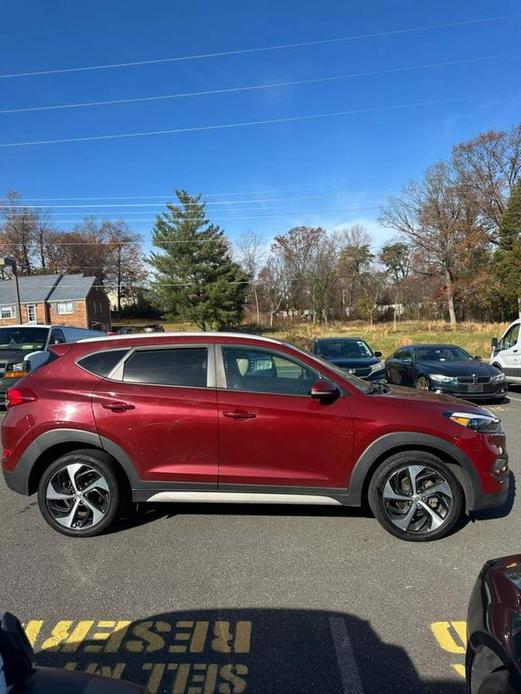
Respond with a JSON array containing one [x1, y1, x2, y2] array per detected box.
[[102, 401, 135, 412], [223, 410, 256, 420]]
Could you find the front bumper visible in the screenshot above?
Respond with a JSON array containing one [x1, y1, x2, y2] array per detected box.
[[430, 383, 507, 400], [471, 478, 510, 511]]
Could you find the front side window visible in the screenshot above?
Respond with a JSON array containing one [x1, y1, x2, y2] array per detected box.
[[222, 346, 318, 395], [503, 324, 520, 350], [56, 302, 75, 315], [123, 348, 208, 387], [0, 306, 15, 320]]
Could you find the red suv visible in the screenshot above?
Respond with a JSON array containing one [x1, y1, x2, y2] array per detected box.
[[1, 333, 510, 541]]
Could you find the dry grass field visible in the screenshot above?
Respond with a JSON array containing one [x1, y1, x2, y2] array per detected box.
[[119, 319, 509, 359]]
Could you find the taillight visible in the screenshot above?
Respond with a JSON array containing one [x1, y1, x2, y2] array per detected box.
[[6, 387, 37, 407]]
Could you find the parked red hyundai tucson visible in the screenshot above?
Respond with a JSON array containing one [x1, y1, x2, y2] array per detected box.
[[1, 333, 510, 541]]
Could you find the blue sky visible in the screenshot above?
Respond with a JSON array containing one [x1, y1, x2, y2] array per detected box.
[[1, 0, 520, 253]]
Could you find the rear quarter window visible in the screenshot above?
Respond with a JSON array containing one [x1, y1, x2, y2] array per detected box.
[[78, 349, 128, 377]]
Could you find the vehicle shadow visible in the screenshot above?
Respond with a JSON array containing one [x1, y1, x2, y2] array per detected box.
[[106, 502, 373, 536], [30, 607, 465, 693]]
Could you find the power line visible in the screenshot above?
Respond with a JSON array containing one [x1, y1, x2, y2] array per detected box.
[[0, 52, 512, 115], [11, 199, 381, 210], [2, 91, 519, 148], [0, 13, 518, 80], [14, 187, 388, 201]]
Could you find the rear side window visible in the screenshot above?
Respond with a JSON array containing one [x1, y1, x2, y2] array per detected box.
[[123, 348, 208, 387], [78, 349, 128, 377]]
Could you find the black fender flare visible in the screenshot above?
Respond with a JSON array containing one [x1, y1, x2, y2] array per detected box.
[[3, 429, 140, 495], [347, 432, 479, 512]]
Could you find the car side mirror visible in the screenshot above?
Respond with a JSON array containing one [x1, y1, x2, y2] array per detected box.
[[491, 337, 498, 351], [473, 355, 482, 361], [374, 351, 382, 358], [310, 379, 339, 401]]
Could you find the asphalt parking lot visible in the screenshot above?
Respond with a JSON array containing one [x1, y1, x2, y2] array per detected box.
[[1, 392, 520, 694]]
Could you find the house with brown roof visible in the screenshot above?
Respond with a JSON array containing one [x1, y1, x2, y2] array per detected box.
[[0, 274, 111, 330]]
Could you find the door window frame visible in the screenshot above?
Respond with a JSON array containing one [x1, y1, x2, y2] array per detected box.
[[215, 343, 323, 397], [101, 342, 217, 389]]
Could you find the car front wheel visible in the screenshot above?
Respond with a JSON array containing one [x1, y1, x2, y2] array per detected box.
[[38, 450, 121, 537], [415, 375, 430, 391], [368, 451, 464, 541]]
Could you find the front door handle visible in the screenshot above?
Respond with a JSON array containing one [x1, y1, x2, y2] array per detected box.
[[102, 401, 135, 412], [223, 410, 256, 420]]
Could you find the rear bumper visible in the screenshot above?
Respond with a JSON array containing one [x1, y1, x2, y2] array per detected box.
[[2, 467, 27, 494]]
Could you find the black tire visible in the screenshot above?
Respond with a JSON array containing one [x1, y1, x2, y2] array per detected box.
[[477, 668, 518, 694], [415, 375, 430, 391], [37, 449, 121, 537], [368, 451, 464, 542]]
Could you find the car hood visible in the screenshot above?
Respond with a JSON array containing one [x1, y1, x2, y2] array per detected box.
[[0, 348, 34, 363], [417, 360, 499, 376], [382, 384, 485, 410], [322, 356, 379, 368]]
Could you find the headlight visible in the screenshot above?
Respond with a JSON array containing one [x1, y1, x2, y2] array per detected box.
[[4, 362, 29, 379], [491, 372, 506, 384], [369, 361, 386, 374], [431, 374, 456, 383], [444, 411, 502, 434]]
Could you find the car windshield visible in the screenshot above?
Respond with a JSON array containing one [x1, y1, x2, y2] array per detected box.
[[316, 339, 372, 359], [415, 346, 473, 362], [0, 327, 49, 351]]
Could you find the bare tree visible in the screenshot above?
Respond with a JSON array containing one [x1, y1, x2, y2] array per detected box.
[[236, 232, 265, 324], [380, 162, 487, 325], [257, 256, 288, 327], [0, 191, 38, 274], [452, 125, 521, 240]]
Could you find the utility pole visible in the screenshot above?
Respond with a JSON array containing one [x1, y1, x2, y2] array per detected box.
[[0, 257, 22, 323]]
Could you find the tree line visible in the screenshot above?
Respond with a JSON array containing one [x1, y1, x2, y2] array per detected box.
[[2, 121, 520, 329], [0, 192, 146, 312]]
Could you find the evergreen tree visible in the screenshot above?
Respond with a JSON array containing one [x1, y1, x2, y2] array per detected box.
[[149, 191, 250, 330], [494, 180, 521, 318]]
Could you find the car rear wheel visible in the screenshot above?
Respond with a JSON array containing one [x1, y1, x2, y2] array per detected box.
[[38, 450, 120, 537], [368, 451, 464, 541]]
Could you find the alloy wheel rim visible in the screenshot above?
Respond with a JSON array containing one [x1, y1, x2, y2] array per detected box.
[[45, 463, 110, 530], [381, 464, 453, 534], [417, 378, 429, 391]]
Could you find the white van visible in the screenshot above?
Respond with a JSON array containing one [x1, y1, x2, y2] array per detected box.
[[490, 319, 521, 384]]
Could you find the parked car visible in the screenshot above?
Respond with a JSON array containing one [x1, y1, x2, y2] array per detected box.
[[1, 333, 509, 541], [0, 325, 106, 398], [143, 323, 164, 333], [466, 554, 521, 694], [116, 326, 141, 335], [310, 337, 386, 381], [0, 611, 145, 692], [385, 344, 507, 401], [490, 319, 521, 385]]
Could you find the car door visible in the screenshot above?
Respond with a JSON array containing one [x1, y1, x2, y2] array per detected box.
[[498, 323, 520, 380], [399, 348, 416, 386], [387, 348, 414, 384], [91, 344, 218, 485], [215, 344, 354, 490]]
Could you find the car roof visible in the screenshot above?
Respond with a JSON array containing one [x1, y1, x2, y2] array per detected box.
[[406, 343, 465, 349], [0, 324, 52, 329], [79, 331, 285, 346], [314, 336, 365, 342]]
